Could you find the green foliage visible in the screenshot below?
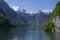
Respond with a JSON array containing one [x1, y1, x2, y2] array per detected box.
[[44, 20, 54, 31], [51, 1, 60, 18], [0, 12, 27, 27], [44, 1, 60, 32]]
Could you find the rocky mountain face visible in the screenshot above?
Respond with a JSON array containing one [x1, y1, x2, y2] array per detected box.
[[29, 11, 51, 29], [0, 0, 27, 32], [12, 7, 51, 29]]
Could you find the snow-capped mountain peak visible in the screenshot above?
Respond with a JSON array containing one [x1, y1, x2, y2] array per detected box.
[[11, 6, 52, 14], [11, 6, 27, 13], [12, 6, 20, 11]]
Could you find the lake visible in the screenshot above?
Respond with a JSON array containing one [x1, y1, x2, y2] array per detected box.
[[0, 27, 60, 40]]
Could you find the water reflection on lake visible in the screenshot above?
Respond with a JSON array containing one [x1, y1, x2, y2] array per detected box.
[[0, 27, 60, 40]]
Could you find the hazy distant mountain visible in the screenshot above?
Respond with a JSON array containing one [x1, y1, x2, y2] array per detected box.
[[11, 6, 51, 28], [30, 10, 51, 29]]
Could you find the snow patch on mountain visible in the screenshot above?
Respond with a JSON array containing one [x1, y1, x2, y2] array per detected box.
[[11, 6, 27, 13], [11, 6, 52, 14], [41, 10, 52, 14], [11, 6, 20, 11]]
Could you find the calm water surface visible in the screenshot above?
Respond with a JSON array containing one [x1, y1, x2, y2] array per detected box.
[[0, 27, 60, 40]]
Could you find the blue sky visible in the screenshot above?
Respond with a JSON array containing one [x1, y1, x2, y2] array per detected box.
[[4, 0, 58, 12]]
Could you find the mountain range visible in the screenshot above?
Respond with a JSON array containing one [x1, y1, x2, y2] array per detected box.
[[0, 0, 51, 32], [11, 6, 51, 29]]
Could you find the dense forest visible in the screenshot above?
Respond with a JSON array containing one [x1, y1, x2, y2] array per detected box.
[[44, 1, 60, 31]]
